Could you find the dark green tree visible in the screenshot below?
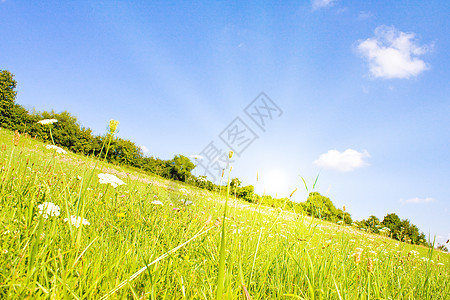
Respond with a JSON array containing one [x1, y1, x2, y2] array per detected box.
[[236, 185, 255, 202], [169, 155, 195, 182], [0, 70, 18, 128], [337, 209, 353, 225], [302, 192, 339, 221], [381, 213, 401, 236], [398, 219, 420, 244], [358, 215, 381, 233]]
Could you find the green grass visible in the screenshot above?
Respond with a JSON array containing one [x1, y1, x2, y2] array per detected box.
[[0, 127, 449, 299]]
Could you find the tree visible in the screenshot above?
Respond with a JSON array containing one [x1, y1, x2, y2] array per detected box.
[[337, 210, 353, 225], [0, 70, 18, 128], [236, 185, 254, 202], [381, 213, 401, 235], [302, 192, 339, 221], [169, 155, 195, 182], [358, 215, 381, 233], [380, 213, 426, 245]]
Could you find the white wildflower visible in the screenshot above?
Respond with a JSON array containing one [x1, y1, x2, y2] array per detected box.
[[37, 119, 58, 125], [98, 173, 126, 188], [45, 145, 67, 154], [64, 215, 90, 228], [180, 199, 194, 206], [151, 200, 164, 205], [179, 188, 188, 194], [37, 202, 61, 218], [197, 176, 207, 183]]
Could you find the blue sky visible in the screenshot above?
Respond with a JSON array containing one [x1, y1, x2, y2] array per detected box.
[[1, 0, 449, 245]]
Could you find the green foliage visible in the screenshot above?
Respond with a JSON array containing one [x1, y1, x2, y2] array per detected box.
[[381, 213, 401, 232], [168, 154, 195, 182], [285, 199, 304, 213], [357, 215, 381, 233], [337, 210, 353, 225], [0, 70, 35, 132], [380, 213, 427, 246], [32, 111, 94, 154], [230, 177, 241, 196], [236, 185, 255, 202], [0, 70, 17, 129], [302, 192, 340, 222]]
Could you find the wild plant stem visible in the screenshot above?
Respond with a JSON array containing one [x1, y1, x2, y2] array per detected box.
[[103, 133, 113, 163], [216, 165, 232, 299], [49, 127, 55, 145]]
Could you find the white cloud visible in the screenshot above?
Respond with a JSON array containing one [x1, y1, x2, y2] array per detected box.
[[356, 25, 431, 79], [312, 0, 336, 11], [314, 149, 370, 172], [139, 145, 149, 155], [400, 197, 435, 204]]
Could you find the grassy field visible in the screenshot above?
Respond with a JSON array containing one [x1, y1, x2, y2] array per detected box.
[[0, 127, 448, 299]]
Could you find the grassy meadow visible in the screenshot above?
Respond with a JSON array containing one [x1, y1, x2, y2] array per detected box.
[[0, 127, 449, 299]]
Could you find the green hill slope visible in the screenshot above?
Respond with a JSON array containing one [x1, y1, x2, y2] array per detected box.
[[0, 127, 448, 299]]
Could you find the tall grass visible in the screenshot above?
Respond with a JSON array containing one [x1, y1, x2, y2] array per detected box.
[[0, 127, 448, 299]]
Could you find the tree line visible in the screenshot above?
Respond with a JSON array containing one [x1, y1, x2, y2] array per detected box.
[[1, 69, 435, 248]]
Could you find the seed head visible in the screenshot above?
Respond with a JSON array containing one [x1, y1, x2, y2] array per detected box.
[[354, 248, 363, 264], [290, 188, 298, 198], [367, 257, 373, 272], [108, 119, 119, 134], [13, 131, 20, 146], [228, 151, 233, 159], [355, 252, 361, 264]]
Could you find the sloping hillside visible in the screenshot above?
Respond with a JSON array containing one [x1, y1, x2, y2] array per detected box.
[[0, 127, 448, 299]]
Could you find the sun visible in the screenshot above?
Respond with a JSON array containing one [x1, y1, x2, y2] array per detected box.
[[257, 168, 290, 198]]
